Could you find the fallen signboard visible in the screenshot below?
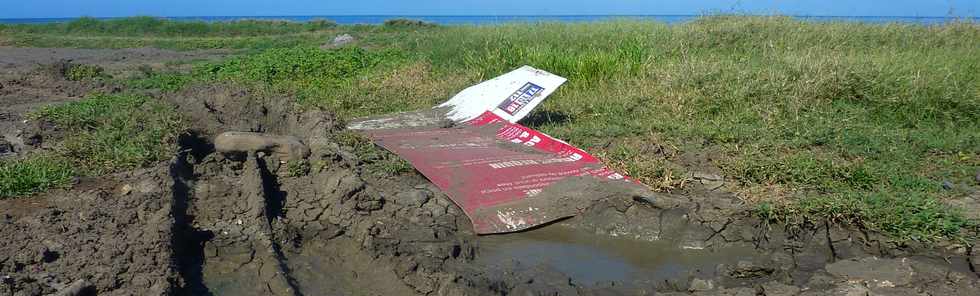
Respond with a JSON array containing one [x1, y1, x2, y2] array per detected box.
[[349, 66, 645, 234]]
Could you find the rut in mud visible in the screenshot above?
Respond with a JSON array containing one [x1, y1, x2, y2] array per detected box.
[[2, 79, 980, 295]]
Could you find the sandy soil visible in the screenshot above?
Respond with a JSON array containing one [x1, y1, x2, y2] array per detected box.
[[1, 47, 978, 296]]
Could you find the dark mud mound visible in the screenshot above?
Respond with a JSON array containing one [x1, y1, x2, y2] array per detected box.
[[165, 83, 340, 139], [0, 167, 181, 295]]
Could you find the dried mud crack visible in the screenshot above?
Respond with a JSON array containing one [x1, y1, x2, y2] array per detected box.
[[2, 80, 978, 295]]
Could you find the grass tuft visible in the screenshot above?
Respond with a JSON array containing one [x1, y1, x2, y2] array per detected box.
[[64, 63, 108, 81], [0, 156, 74, 198], [332, 130, 413, 176]]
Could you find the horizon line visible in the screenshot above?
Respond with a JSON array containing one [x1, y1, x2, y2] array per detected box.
[[1, 14, 977, 20]]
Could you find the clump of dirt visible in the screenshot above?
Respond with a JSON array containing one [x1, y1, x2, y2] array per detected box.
[[2, 81, 978, 296], [165, 83, 340, 139]]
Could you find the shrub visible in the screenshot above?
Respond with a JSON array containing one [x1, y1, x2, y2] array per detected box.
[[65, 64, 107, 81], [383, 19, 437, 28], [199, 46, 393, 86]]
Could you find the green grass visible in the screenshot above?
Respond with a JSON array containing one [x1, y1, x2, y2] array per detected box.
[[192, 46, 445, 117], [198, 46, 393, 86], [127, 71, 193, 91], [34, 93, 184, 174], [0, 16, 336, 37], [3, 16, 978, 242], [0, 16, 345, 50], [758, 191, 975, 243], [0, 17, 407, 50], [2, 93, 182, 198], [0, 156, 74, 198]]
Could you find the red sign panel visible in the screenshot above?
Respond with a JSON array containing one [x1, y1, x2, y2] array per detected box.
[[362, 111, 632, 234]]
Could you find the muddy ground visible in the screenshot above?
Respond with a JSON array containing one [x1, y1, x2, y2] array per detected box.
[[0, 46, 227, 155], [1, 47, 979, 296]]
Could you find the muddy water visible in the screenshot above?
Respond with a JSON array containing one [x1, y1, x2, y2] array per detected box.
[[287, 239, 418, 296], [197, 222, 762, 295], [476, 224, 762, 286]]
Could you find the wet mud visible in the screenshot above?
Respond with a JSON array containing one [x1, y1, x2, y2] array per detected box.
[[1, 50, 979, 296]]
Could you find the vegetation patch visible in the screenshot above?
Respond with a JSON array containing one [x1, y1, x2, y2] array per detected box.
[[383, 19, 437, 28], [286, 160, 311, 177], [332, 130, 413, 177], [758, 191, 977, 242], [2, 93, 182, 197], [199, 46, 392, 86], [65, 63, 108, 81], [0, 16, 337, 37], [34, 93, 183, 175], [0, 155, 74, 198], [196, 46, 417, 118], [127, 70, 193, 91], [42, 61, 110, 81]]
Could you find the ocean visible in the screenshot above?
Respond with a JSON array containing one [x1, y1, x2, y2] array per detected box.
[[0, 15, 976, 25]]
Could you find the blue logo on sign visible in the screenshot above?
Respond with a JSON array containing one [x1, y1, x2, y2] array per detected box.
[[497, 83, 544, 115]]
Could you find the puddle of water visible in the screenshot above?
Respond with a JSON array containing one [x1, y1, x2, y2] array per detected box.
[[287, 239, 418, 296], [476, 224, 762, 285]]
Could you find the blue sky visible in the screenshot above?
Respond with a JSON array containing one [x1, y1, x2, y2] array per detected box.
[[3, 0, 977, 19]]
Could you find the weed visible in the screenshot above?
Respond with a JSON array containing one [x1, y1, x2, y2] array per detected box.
[[40, 61, 108, 81], [286, 160, 311, 177], [64, 64, 107, 81], [332, 131, 413, 177], [594, 138, 688, 191]]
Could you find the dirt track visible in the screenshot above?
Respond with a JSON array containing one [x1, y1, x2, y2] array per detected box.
[[1, 47, 978, 296]]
